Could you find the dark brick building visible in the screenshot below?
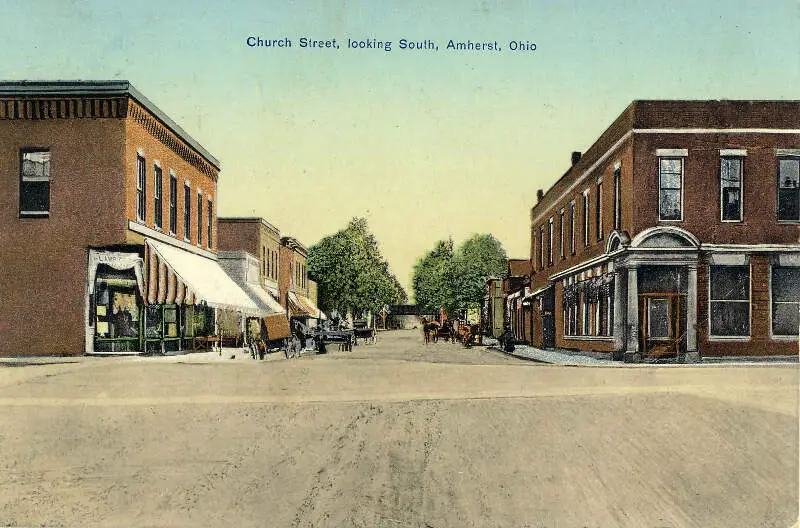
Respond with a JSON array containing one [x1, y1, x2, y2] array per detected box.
[[526, 100, 799, 361]]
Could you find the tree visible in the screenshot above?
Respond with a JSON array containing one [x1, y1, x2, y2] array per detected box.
[[412, 238, 454, 313], [308, 217, 407, 315], [412, 234, 506, 316], [450, 234, 507, 313]]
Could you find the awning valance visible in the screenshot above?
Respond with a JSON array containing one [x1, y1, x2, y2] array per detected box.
[[145, 239, 262, 314], [288, 291, 326, 319]]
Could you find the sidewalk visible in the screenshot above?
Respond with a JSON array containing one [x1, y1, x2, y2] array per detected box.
[[493, 343, 798, 367]]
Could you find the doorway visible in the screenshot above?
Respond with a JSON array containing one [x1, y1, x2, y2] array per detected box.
[[639, 293, 685, 359]]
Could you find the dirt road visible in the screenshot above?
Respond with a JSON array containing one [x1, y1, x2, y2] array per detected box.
[[0, 330, 797, 527]]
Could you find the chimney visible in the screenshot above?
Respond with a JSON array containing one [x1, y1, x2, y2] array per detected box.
[[536, 189, 544, 202], [571, 151, 582, 166]]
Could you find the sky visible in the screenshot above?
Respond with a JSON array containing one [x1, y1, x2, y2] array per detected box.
[[1, 0, 798, 295]]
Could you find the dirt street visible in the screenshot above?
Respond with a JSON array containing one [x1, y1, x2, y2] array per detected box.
[[0, 330, 797, 527]]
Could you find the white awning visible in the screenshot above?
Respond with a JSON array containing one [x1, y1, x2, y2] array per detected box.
[[243, 283, 286, 315], [146, 239, 262, 314]]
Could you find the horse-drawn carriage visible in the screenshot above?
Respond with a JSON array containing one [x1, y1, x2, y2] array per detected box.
[[352, 319, 377, 345], [246, 314, 295, 359]]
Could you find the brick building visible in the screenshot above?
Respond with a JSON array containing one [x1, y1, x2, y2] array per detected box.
[[279, 236, 324, 320], [0, 80, 261, 355], [526, 100, 799, 361]]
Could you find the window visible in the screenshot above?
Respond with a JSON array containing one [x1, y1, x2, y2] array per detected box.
[[136, 155, 146, 222], [582, 190, 590, 247], [547, 218, 553, 266], [612, 166, 621, 230], [539, 227, 545, 270], [168, 173, 177, 234], [196, 192, 203, 246], [595, 180, 603, 241], [19, 149, 51, 216], [777, 157, 799, 221], [207, 199, 213, 248], [559, 209, 565, 259], [568, 201, 575, 255], [648, 298, 671, 338], [771, 266, 800, 337], [658, 157, 683, 221], [709, 265, 750, 337], [262, 246, 267, 277], [154, 165, 163, 229], [183, 183, 191, 241], [720, 157, 743, 221]]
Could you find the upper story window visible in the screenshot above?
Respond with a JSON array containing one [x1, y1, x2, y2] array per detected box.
[[559, 209, 565, 260], [581, 190, 590, 247], [595, 179, 603, 241], [168, 173, 177, 234], [207, 199, 213, 249], [19, 149, 51, 217], [777, 157, 799, 222], [136, 154, 146, 223], [153, 164, 163, 229], [720, 152, 744, 222], [183, 183, 191, 241], [658, 154, 685, 221], [196, 192, 203, 246], [547, 217, 554, 266], [568, 200, 575, 255], [538, 226, 545, 270], [612, 165, 621, 231]]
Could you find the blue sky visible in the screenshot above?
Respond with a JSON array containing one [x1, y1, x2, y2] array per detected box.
[[2, 0, 798, 292]]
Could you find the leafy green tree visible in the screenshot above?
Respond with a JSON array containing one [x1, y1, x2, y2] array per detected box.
[[412, 238, 454, 313], [308, 217, 406, 315], [412, 234, 506, 316]]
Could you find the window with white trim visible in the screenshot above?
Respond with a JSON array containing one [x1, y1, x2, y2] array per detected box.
[[19, 149, 51, 217], [612, 166, 621, 230], [154, 164, 163, 229], [196, 192, 203, 246], [777, 157, 799, 221], [568, 201, 575, 254], [539, 226, 545, 270], [582, 190, 589, 247], [207, 199, 213, 249], [183, 183, 191, 240], [595, 179, 603, 241], [720, 157, 743, 221], [658, 157, 683, 221], [547, 217, 553, 266], [136, 154, 146, 222], [771, 266, 800, 337], [709, 265, 750, 337], [559, 209, 565, 259], [168, 173, 177, 234]]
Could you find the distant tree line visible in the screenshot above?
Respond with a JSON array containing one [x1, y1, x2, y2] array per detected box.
[[307, 217, 407, 316], [412, 233, 507, 317]]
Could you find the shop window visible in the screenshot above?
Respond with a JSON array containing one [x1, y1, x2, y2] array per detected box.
[[658, 157, 683, 221], [154, 165, 163, 229], [720, 157, 743, 221], [777, 158, 800, 221], [94, 266, 140, 342], [19, 149, 51, 217], [771, 266, 800, 337], [136, 154, 146, 222], [169, 173, 177, 234], [709, 265, 750, 337]]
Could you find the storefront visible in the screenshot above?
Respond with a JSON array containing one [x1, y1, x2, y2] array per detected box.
[[85, 239, 263, 355]]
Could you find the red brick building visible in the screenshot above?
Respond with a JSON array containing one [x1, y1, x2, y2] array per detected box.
[[0, 81, 261, 355], [527, 100, 800, 361]]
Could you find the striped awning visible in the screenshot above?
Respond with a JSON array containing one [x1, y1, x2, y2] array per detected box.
[[288, 291, 326, 319], [145, 239, 262, 314]]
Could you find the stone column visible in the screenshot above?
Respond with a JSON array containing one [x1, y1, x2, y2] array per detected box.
[[613, 269, 626, 360], [685, 264, 699, 363], [625, 266, 639, 362]]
